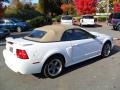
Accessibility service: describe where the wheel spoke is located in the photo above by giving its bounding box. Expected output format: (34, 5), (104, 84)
(103, 44), (111, 56)
(47, 59), (63, 77)
(54, 61), (58, 66)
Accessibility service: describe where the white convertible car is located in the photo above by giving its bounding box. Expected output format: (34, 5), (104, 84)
(3, 25), (114, 78)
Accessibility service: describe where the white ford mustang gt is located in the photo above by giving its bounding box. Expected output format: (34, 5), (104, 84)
(3, 25), (114, 78)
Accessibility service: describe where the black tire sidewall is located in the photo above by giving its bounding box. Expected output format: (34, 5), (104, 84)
(117, 25), (120, 31)
(101, 43), (111, 58)
(42, 56), (64, 78)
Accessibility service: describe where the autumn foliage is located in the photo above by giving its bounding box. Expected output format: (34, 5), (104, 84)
(113, 0), (120, 12)
(61, 4), (71, 13)
(73, 0), (97, 15)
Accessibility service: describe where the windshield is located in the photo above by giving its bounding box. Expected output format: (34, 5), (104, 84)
(113, 13), (120, 19)
(27, 30), (46, 38)
(62, 16), (72, 20)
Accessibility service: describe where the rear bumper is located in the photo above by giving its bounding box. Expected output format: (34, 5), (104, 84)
(61, 21), (73, 25)
(81, 22), (95, 26)
(3, 49), (42, 74)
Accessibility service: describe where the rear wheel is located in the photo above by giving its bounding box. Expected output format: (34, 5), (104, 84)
(101, 42), (111, 58)
(42, 56), (64, 78)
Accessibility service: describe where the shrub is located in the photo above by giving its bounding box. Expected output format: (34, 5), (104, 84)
(55, 15), (61, 22)
(97, 16), (107, 22)
(27, 16), (52, 28)
(52, 15), (61, 22)
(4, 7), (43, 21)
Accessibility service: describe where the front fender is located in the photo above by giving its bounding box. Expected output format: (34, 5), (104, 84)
(102, 37), (114, 48)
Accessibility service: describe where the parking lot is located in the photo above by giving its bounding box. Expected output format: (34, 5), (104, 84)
(0, 23), (120, 90)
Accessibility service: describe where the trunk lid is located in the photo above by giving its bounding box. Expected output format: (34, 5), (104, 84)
(6, 37), (37, 46)
(5, 37), (37, 54)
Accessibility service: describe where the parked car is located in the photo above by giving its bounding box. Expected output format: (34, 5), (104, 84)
(61, 15), (73, 25)
(3, 25), (114, 78)
(111, 12), (120, 30)
(80, 15), (96, 26)
(0, 18), (30, 32)
(0, 28), (10, 39)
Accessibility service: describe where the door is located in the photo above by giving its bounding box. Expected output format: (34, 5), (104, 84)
(0, 20), (6, 28)
(70, 29), (102, 63)
(5, 20), (15, 30)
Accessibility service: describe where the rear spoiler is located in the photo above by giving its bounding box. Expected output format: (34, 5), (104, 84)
(6, 37), (33, 46)
(6, 37), (14, 42)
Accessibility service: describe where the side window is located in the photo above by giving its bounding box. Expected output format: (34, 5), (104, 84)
(61, 30), (73, 41)
(71, 29), (93, 40)
(5, 20), (13, 24)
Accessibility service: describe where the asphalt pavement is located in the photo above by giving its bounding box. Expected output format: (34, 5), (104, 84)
(0, 24), (120, 90)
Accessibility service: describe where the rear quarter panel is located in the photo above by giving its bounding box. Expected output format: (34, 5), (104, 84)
(22, 41), (72, 67)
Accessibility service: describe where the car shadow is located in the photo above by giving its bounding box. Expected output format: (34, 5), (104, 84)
(33, 46), (120, 79)
(81, 24), (102, 28)
(74, 23), (102, 28)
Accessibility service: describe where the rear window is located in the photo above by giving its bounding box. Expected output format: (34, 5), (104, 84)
(82, 16), (94, 19)
(62, 16), (72, 20)
(27, 30), (46, 38)
(113, 13), (120, 19)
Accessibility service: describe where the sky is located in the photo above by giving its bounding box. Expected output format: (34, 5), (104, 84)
(5, 0), (39, 4)
(31, 0), (38, 3)
(5, 0), (101, 4)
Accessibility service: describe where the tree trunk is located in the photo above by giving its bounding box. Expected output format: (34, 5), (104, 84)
(38, 0), (45, 13)
(0, 1), (6, 18)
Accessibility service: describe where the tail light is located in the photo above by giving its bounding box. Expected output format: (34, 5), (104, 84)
(16, 49), (29, 59)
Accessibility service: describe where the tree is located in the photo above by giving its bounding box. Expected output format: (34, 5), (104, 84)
(73, 0), (97, 15)
(113, 0), (120, 12)
(0, 0), (6, 17)
(61, 3), (75, 14)
(10, 0), (23, 9)
(37, 0), (45, 13)
(61, 4), (70, 14)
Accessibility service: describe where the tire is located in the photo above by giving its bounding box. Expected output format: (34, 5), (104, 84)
(101, 42), (111, 58)
(113, 25), (117, 30)
(17, 27), (22, 32)
(42, 56), (64, 78)
(117, 25), (120, 31)
(80, 24), (83, 27)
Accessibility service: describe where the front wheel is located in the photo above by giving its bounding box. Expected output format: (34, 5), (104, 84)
(17, 27), (22, 32)
(113, 25), (117, 30)
(101, 42), (111, 58)
(117, 25), (120, 31)
(42, 56), (64, 78)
